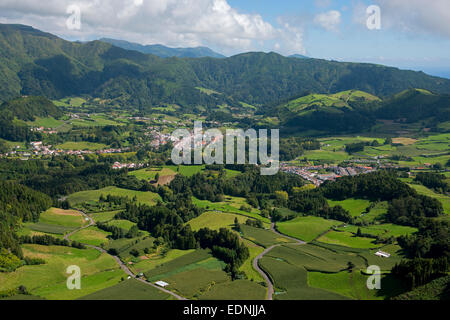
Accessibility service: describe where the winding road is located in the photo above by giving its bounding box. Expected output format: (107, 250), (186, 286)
(67, 210), (305, 301)
(66, 210), (187, 300)
(252, 223), (306, 300)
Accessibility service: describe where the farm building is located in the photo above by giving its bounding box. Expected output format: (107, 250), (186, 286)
(155, 281), (169, 288)
(375, 251), (391, 258)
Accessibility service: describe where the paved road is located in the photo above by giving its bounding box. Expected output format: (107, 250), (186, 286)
(252, 223), (306, 300)
(66, 210), (187, 300)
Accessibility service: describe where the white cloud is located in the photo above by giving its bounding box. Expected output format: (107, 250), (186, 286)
(314, 10), (341, 32)
(353, 0), (450, 38)
(0, 0), (306, 55)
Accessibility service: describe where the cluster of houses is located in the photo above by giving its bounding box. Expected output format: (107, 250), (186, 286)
(0, 141), (130, 160)
(30, 127), (57, 134)
(112, 162), (145, 170)
(280, 163), (377, 186)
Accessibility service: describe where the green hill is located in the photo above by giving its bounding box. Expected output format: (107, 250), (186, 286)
(0, 96), (63, 121)
(2, 23), (450, 110)
(376, 88), (450, 124)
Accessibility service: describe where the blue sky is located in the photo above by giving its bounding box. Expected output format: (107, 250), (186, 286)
(227, 0), (450, 78)
(1, 0), (449, 78)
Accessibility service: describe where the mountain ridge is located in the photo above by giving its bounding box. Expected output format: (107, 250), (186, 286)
(100, 38), (226, 59)
(1, 23), (450, 109)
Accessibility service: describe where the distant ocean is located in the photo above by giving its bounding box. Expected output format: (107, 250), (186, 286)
(419, 68), (450, 79)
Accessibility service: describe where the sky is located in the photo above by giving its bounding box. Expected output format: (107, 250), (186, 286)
(0, 0), (450, 78)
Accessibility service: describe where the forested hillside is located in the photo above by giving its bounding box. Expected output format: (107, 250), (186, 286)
(2, 23), (450, 110)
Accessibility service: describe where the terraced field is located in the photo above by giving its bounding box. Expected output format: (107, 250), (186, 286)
(78, 278), (171, 300)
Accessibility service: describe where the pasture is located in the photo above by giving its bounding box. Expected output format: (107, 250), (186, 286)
(67, 186), (162, 207)
(276, 216), (340, 242)
(55, 141), (108, 151)
(188, 211), (248, 231)
(69, 227), (111, 246)
(327, 198), (372, 217)
(0, 244), (125, 300)
(317, 230), (381, 249)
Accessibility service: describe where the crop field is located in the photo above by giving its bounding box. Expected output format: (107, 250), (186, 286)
(69, 227), (111, 246)
(259, 256), (348, 300)
(130, 249), (195, 275)
(327, 198), (372, 217)
(199, 279), (267, 300)
(188, 211), (248, 231)
(266, 244), (366, 273)
(55, 141), (108, 150)
(240, 225), (292, 248)
(0, 244), (125, 300)
(144, 249), (213, 280)
(276, 216), (340, 242)
(409, 184), (450, 214)
(22, 208), (88, 235)
(23, 223), (73, 235)
(308, 271), (404, 300)
(336, 224), (417, 238)
(317, 230), (381, 249)
(67, 186), (162, 207)
(163, 268), (229, 299)
(78, 279), (171, 300)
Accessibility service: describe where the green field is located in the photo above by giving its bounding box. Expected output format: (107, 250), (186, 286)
(56, 141), (108, 150)
(327, 198), (372, 217)
(0, 244), (125, 300)
(69, 227), (111, 246)
(410, 184), (450, 214)
(317, 230), (381, 249)
(239, 240), (265, 282)
(192, 196), (270, 225)
(21, 208), (88, 236)
(144, 249), (214, 281)
(130, 249), (195, 275)
(78, 279), (171, 300)
(90, 211), (121, 223)
(27, 117), (64, 128)
(276, 216), (340, 242)
(188, 211), (248, 231)
(240, 224), (292, 248)
(308, 271), (404, 300)
(199, 279), (267, 300)
(67, 186), (162, 207)
(259, 256), (348, 300)
(163, 267), (229, 299)
(129, 167), (176, 180)
(266, 244), (366, 273)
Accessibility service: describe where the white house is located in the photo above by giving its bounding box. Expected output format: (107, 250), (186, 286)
(155, 281), (169, 288)
(375, 251), (391, 258)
